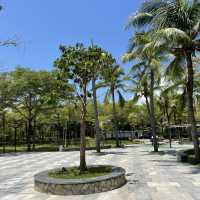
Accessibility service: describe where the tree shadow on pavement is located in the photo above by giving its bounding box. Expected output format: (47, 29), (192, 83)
(90, 151), (129, 156)
(0, 152), (43, 157)
(140, 149), (177, 157)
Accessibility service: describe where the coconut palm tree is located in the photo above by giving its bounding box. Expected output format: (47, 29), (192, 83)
(129, 65), (151, 118)
(128, 0), (200, 161)
(122, 31), (164, 152)
(101, 65), (125, 147)
(157, 91), (171, 124)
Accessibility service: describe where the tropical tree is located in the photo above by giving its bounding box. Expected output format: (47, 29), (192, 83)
(0, 73), (13, 145)
(122, 31), (163, 152)
(128, 64), (151, 121)
(0, 73), (13, 111)
(128, 0), (200, 160)
(88, 44), (115, 153)
(101, 65), (125, 147)
(9, 67), (62, 151)
(54, 43), (94, 172)
(157, 92), (170, 124)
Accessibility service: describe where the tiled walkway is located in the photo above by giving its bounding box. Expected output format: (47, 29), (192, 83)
(0, 143), (200, 200)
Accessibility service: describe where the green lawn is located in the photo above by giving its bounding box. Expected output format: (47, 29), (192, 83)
(48, 166), (112, 179)
(183, 149), (200, 165)
(0, 137), (137, 153)
(0, 144), (59, 153)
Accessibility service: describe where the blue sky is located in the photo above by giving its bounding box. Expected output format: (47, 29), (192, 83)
(0, 0), (142, 72)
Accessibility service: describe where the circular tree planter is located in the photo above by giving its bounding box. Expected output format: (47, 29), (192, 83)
(34, 165), (126, 195)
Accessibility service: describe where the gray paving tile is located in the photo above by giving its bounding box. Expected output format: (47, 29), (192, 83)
(0, 143), (200, 199)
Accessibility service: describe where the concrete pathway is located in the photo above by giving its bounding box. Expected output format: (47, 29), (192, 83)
(0, 143), (200, 200)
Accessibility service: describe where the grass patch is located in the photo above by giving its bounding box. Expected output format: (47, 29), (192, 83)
(48, 166), (112, 179)
(0, 137), (137, 153)
(34, 145), (58, 152)
(104, 139), (139, 148)
(0, 144), (59, 153)
(184, 149), (200, 165)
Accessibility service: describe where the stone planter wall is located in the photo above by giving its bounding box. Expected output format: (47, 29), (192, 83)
(64, 145), (111, 152)
(34, 165), (126, 195)
(176, 150), (188, 162)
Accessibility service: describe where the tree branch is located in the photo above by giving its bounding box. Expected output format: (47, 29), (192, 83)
(0, 39), (17, 47)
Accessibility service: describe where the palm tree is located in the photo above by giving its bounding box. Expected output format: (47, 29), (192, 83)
(129, 65), (151, 118)
(157, 87), (183, 125)
(91, 75), (101, 153)
(157, 92), (171, 124)
(122, 31), (163, 152)
(157, 90), (185, 146)
(128, 0), (200, 161)
(102, 65), (125, 147)
(89, 44), (115, 153)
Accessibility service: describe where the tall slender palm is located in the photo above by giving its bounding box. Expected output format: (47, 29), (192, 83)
(157, 91), (171, 124)
(88, 45), (102, 153)
(91, 76), (101, 152)
(122, 31), (164, 152)
(88, 44), (115, 153)
(157, 85), (182, 123)
(128, 0), (200, 161)
(102, 65), (125, 147)
(129, 65), (151, 118)
(163, 69), (200, 123)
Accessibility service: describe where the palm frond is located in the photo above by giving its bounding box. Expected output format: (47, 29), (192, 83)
(129, 62), (146, 73)
(140, 0), (167, 13)
(127, 12), (153, 29)
(165, 55), (185, 81)
(121, 52), (138, 63)
(132, 93), (141, 104)
(95, 82), (108, 89)
(128, 32), (150, 52)
(155, 28), (191, 46)
(162, 81), (185, 95)
(103, 89), (111, 104)
(117, 90), (125, 108)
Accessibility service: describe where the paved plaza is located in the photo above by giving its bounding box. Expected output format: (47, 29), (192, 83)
(0, 143), (200, 200)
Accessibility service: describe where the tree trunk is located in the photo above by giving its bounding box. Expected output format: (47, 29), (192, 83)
(144, 95), (151, 118)
(27, 118), (32, 151)
(32, 118), (36, 151)
(2, 112), (6, 153)
(150, 70), (158, 152)
(144, 83), (151, 122)
(111, 86), (120, 147)
(169, 128), (172, 148)
(92, 78), (101, 153)
(165, 105), (170, 124)
(80, 84), (87, 172)
(186, 52), (200, 161)
(174, 111), (177, 124)
(26, 94), (33, 151)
